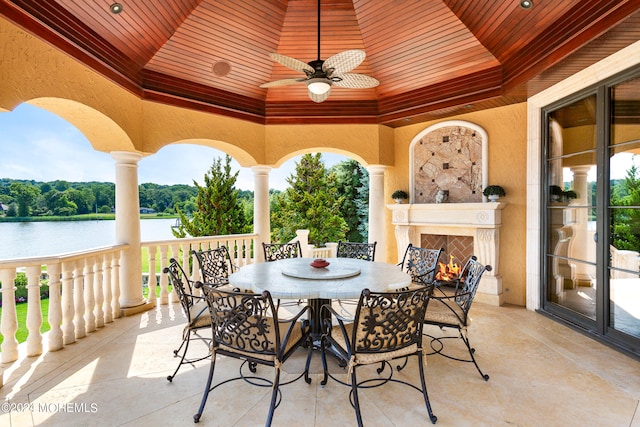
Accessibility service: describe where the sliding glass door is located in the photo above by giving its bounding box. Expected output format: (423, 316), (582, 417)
(543, 69), (640, 355)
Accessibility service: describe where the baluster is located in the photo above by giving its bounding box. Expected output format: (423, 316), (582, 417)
(181, 242), (190, 277)
(159, 245), (169, 305)
(147, 245), (158, 304)
(112, 252), (121, 318)
(74, 261), (86, 338)
(94, 255), (105, 328)
(84, 256), (96, 333)
(61, 261), (75, 345)
(46, 263), (63, 351)
(169, 243), (181, 304)
(103, 253), (113, 323)
(0, 267), (19, 363)
(25, 265), (43, 357)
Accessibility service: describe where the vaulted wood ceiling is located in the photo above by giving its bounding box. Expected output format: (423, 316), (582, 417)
(2, 0), (639, 127)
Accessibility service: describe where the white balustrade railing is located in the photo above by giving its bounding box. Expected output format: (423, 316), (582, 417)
(0, 233), (257, 370)
(141, 234), (257, 305)
(0, 245), (127, 364)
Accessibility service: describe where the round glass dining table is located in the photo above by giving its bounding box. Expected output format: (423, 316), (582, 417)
(228, 257), (412, 337)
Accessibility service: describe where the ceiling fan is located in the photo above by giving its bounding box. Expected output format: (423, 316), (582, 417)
(260, 0), (379, 103)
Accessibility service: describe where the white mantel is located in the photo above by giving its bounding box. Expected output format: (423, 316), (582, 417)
(387, 202), (506, 305)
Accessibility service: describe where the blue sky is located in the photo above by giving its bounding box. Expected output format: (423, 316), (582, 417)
(0, 103), (349, 191)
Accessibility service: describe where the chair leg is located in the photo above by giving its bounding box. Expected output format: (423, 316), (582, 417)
(167, 330), (190, 382)
(320, 336), (329, 386)
(417, 353), (438, 424)
(304, 336), (313, 384)
(265, 367), (281, 427)
(351, 366), (364, 427)
(460, 329), (489, 381)
(193, 355), (217, 423)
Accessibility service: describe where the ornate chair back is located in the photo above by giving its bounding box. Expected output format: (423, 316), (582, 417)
(165, 257), (199, 317)
(262, 241), (303, 262)
(351, 287), (431, 356)
(336, 241), (377, 261)
(193, 246), (235, 285)
(398, 244), (443, 286)
(453, 256), (492, 315)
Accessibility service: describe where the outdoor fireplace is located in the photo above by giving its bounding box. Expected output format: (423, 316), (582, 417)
(388, 202), (505, 305)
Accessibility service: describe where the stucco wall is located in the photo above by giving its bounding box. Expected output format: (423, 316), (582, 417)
(389, 104), (528, 306)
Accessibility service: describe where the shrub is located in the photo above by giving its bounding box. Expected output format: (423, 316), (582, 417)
(0, 272), (50, 305)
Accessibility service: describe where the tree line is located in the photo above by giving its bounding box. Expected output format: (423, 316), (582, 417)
(1, 154), (370, 244)
(0, 178), (200, 217)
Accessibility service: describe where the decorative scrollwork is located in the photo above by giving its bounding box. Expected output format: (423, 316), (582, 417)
(263, 242), (302, 261)
(203, 289), (278, 356)
(400, 246), (443, 285)
(194, 246), (234, 284)
(354, 289), (430, 353)
(336, 241), (376, 261)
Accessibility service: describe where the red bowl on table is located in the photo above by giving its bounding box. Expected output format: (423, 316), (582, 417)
(310, 258), (330, 268)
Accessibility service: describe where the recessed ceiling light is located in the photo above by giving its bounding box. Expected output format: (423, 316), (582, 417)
(519, 0), (533, 9)
(110, 3), (123, 14)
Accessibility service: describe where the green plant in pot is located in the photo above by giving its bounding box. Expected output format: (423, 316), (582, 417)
(392, 190), (408, 203)
(562, 190), (578, 202)
(483, 185), (505, 201)
(549, 185), (564, 202)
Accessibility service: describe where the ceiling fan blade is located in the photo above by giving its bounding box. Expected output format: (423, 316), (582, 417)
(308, 87), (331, 103)
(323, 50), (366, 75)
(260, 78), (306, 88)
(269, 53), (314, 73)
(334, 73), (380, 89)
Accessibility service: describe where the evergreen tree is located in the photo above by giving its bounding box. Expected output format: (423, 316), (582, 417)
(271, 153), (348, 246)
(610, 161), (640, 251)
(172, 155), (246, 238)
(330, 160), (369, 242)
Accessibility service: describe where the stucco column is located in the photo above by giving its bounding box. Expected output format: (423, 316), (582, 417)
(111, 151), (146, 311)
(367, 165), (387, 261)
(252, 166), (271, 263)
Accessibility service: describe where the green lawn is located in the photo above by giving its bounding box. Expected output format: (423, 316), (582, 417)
(0, 286), (170, 349)
(0, 300), (50, 348)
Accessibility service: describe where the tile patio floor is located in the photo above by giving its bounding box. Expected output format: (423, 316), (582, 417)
(1, 301), (639, 426)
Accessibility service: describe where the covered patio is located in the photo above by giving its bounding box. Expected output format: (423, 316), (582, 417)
(1, 2), (640, 424)
(1, 300), (638, 426)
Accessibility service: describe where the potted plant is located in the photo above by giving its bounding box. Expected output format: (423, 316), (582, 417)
(549, 185), (564, 202)
(562, 190), (578, 202)
(483, 185), (506, 202)
(392, 190), (408, 203)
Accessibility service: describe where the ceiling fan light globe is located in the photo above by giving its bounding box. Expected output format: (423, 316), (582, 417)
(307, 78), (331, 95)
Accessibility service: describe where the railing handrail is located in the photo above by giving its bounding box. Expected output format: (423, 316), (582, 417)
(0, 244), (130, 268)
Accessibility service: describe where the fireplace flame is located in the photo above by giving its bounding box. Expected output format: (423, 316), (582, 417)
(435, 254), (461, 282)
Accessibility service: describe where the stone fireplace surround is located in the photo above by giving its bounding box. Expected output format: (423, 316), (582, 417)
(388, 202), (505, 305)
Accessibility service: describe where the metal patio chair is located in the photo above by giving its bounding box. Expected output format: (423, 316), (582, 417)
(319, 287), (437, 426)
(163, 258), (212, 382)
(424, 255), (492, 381)
(193, 284), (313, 425)
(262, 241), (303, 261)
(336, 240), (377, 261)
(192, 245), (237, 286)
(397, 244), (443, 288)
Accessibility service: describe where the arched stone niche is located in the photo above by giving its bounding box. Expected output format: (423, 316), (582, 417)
(410, 120), (488, 203)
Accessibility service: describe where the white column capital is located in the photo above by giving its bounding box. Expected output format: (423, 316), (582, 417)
(111, 151), (143, 164)
(367, 165), (387, 175)
(251, 165), (272, 175)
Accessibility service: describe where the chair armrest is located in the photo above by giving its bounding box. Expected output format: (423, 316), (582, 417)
(279, 305), (311, 351)
(427, 291), (470, 324)
(319, 303), (353, 353)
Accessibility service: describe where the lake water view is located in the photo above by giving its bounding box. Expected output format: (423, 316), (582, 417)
(0, 218), (178, 260)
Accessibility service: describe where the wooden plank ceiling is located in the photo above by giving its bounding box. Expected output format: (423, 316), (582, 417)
(2, 0), (640, 127)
